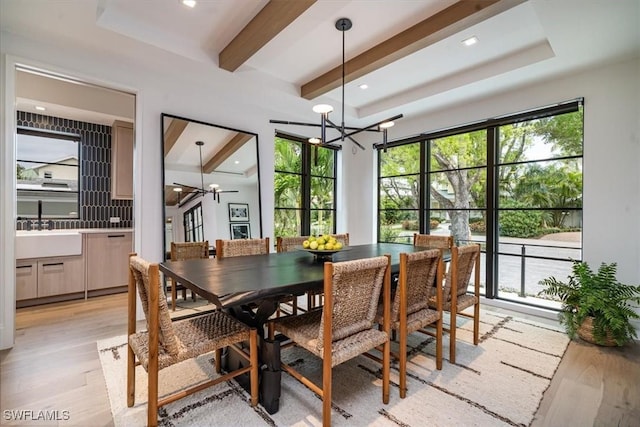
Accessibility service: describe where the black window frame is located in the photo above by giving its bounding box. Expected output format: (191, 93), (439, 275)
(376, 98), (584, 303)
(274, 131), (339, 236)
(183, 202), (204, 242)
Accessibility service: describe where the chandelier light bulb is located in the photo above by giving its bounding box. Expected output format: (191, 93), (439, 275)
(312, 104), (334, 114)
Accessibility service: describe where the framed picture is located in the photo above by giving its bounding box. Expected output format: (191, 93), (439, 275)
(230, 223), (251, 240)
(228, 203), (249, 222)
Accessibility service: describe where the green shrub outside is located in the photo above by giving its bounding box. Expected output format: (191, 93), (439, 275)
(500, 209), (542, 238)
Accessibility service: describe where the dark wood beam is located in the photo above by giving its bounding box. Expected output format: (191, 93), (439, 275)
(163, 118), (189, 156)
(301, 0), (526, 99)
(219, 0), (317, 72)
(203, 132), (253, 173)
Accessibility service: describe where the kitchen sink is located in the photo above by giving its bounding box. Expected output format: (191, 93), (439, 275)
(15, 230), (82, 259)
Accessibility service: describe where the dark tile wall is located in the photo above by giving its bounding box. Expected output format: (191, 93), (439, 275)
(16, 111), (133, 230)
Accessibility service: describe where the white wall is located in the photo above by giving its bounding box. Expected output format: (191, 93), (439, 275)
(1, 27), (638, 347)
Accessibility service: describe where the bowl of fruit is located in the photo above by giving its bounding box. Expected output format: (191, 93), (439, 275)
(300, 235), (348, 260)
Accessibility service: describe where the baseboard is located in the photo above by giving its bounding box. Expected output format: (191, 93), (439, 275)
(480, 297), (559, 321)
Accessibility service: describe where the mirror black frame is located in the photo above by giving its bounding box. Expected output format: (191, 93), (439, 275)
(160, 113), (262, 260)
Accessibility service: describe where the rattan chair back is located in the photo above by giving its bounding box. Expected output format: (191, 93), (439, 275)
(413, 233), (453, 249)
(216, 238), (269, 258)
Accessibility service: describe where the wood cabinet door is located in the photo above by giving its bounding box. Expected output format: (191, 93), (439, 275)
(86, 232), (133, 290)
(16, 260), (38, 300)
(37, 256), (84, 297)
(111, 120), (134, 200)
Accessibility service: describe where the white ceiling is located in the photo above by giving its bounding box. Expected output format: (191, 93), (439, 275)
(2, 0), (639, 125)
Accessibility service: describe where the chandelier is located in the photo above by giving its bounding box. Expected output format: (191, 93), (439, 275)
(270, 18), (402, 151)
(173, 141), (238, 204)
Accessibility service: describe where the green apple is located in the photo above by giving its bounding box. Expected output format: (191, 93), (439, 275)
(309, 241), (318, 250)
(302, 240), (310, 249)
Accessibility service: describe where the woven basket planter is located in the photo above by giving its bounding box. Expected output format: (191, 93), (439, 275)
(577, 316), (617, 346)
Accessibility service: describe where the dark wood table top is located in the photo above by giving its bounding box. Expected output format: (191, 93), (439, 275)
(159, 243), (442, 308)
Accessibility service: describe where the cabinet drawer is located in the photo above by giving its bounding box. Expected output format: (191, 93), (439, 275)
(16, 261), (37, 300)
(38, 256), (84, 297)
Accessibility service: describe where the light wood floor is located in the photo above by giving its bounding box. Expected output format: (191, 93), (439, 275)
(1, 293), (638, 426)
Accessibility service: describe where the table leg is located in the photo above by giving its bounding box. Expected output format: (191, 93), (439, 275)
(223, 300), (282, 414)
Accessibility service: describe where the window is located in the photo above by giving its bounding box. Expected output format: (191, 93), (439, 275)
(16, 128), (80, 219)
(274, 133), (338, 237)
(376, 100), (583, 310)
(183, 203), (203, 242)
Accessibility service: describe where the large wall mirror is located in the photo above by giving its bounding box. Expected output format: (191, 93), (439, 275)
(161, 113), (262, 257)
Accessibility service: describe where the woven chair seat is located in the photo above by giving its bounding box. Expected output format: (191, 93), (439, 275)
(434, 293), (478, 313)
(276, 309), (389, 367)
(377, 306), (441, 333)
(129, 311), (251, 371)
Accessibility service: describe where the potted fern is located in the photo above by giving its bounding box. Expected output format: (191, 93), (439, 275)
(538, 260), (640, 346)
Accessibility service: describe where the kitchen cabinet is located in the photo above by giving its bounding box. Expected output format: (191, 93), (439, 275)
(111, 120), (134, 200)
(16, 256), (84, 301)
(38, 256), (85, 297)
(15, 261), (37, 300)
(85, 231), (133, 291)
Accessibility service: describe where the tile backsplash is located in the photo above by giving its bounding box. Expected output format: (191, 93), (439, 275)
(16, 111), (133, 230)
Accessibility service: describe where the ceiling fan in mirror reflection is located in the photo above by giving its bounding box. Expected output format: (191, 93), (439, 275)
(173, 141), (239, 204)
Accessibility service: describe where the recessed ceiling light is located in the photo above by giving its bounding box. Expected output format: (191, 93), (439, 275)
(234, 160), (240, 164)
(182, 0), (196, 8)
(359, 84), (368, 90)
(462, 36), (478, 47)
(35, 106), (46, 111)
(308, 137), (321, 144)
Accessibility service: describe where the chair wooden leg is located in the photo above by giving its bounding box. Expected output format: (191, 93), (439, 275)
(473, 301), (480, 345)
(171, 282), (177, 311)
(148, 360), (159, 427)
(398, 327), (407, 398)
(215, 349), (222, 374)
(449, 308), (457, 364)
(382, 336), (390, 404)
(127, 344), (135, 407)
(249, 329), (259, 407)
(322, 354), (332, 427)
(435, 317), (443, 370)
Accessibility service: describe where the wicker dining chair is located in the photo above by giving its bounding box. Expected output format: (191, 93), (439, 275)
(168, 240), (209, 311)
(215, 237), (270, 259)
(308, 234), (350, 310)
(370, 249), (443, 398)
(268, 255), (391, 426)
(127, 254), (258, 427)
(275, 236), (309, 315)
(413, 233), (454, 249)
(429, 243), (481, 363)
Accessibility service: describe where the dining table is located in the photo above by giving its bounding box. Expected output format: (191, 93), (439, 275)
(159, 242), (447, 413)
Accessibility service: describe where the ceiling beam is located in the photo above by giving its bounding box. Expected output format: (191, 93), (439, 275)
(301, 0), (526, 100)
(219, 0), (317, 72)
(163, 118), (189, 156)
(203, 132), (253, 173)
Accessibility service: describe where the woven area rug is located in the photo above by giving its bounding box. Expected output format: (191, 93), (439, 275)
(98, 308), (569, 426)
